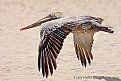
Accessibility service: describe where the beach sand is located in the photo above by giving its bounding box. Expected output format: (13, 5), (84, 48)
(0, 0), (121, 81)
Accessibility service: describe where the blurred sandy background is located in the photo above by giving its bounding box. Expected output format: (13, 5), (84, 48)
(0, 0), (121, 81)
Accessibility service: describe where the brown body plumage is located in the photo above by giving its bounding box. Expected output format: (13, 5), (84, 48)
(20, 12), (114, 78)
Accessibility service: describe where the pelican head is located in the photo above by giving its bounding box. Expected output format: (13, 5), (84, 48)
(20, 12), (64, 31)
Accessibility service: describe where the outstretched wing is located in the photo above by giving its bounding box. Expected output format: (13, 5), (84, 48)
(73, 32), (94, 67)
(38, 23), (72, 77)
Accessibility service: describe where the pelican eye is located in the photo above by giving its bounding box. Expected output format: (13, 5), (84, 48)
(49, 13), (58, 19)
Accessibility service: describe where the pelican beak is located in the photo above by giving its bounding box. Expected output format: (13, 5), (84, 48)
(20, 15), (52, 31)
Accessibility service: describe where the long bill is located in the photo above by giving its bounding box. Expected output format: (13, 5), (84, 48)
(20, 15), (52, 31)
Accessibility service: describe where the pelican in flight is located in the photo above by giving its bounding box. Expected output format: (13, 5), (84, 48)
(20, 12), (114, 78)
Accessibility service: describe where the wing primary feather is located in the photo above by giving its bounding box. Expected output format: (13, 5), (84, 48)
(49, 37), (62, 50)
(77, 45), (84, 66)
(50, 38), (62, 52)
(38, 49), (41, 71)
(38, 37), (47, 72)
(74, 43), (79, 60)
(48, 39), (58, 58)
(44, 39), (56, 77)
(89, 52), (93, 60)
(48, 55), (53, 75)
(50, 51), (57, 70)
(79, 46), (87, 67)
(45, 56), (49, 78)
(51, 46), (58, 57)
(52, 39), (62, 50)
(83, 48), (91, 65)
(45, 42), (50, 56)
(42, 51), (45, 77)
(50, 35), (63, 46)
(48, 39), (60, 54)
(51, 42), (60, 54)
(49, 39), (59, 54)
(39, 40), (46, 74)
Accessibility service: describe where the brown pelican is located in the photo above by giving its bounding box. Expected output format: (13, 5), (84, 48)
(20, 12), (114, 78)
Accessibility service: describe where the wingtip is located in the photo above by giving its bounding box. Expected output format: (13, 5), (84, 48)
(84, 63), (87, 68)
(89, 62), (91, 65)
(84, 65), (87, 68)
(54, 66), (57, 70)
(46, 75), (48, 78)
(42, 74), (45, 77)
(38, 62), (40, 72)
(38, 68), (40, 72)
(50, 72), (53, 76)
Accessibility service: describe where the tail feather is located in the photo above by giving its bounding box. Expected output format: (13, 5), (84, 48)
(98, 27), (114, 33)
